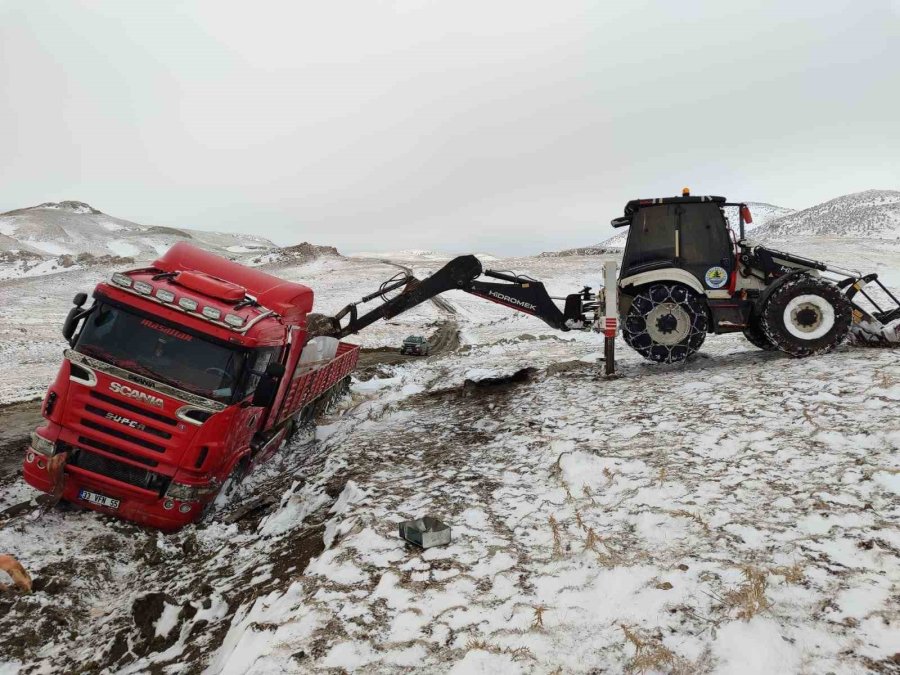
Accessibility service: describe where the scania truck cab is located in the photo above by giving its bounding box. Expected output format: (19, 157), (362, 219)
(24, 243), (358, 531)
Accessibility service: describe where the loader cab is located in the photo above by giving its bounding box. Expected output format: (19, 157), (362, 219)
(615, 194), (737, 294)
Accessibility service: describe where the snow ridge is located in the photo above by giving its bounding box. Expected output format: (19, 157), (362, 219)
(754, 189), (900, 241)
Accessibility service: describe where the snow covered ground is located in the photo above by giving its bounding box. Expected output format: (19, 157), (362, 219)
(0, 244), (898, 673)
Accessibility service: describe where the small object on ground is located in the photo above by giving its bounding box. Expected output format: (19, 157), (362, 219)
(399, 516), (451, 549)
(400, 335), (430, 356)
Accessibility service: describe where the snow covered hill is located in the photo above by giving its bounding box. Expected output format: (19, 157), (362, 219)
(753, 190), (900, 241)
(0, 201), (278, 278)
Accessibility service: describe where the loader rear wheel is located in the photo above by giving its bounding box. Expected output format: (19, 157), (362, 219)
(760, 276), (852, 357)
(743, 319), (777, 351)
(623, 284), (708, 364)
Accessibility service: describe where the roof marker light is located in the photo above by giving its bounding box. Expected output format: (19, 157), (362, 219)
(155, 288), (175, 303)
(224, 313), (245, 328)
(111, 273), (132, 288)
(133, 281), (153, 295)
(202, 306), (221, 320)
(178, 297), (199, 311)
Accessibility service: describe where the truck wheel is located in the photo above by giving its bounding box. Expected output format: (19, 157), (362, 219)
(623, 284), (708, 364)
(760, 276), (851, 357)
(743, 319), (777, 351)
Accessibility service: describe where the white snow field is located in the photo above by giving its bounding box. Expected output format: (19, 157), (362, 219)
(0, 240), (898, 673)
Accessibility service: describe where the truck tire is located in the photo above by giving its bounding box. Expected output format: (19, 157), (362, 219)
(623, 284), (708, 364)
(743, 319), (777, 351)
(760, 276), (851, 357)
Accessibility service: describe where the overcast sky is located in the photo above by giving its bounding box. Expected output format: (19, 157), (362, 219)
(1, 0), (898, 255)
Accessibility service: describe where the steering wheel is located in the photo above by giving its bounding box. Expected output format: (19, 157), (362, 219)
(204, 367), (234, 384)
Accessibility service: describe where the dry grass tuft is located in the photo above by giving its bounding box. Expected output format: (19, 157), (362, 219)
(769, 563), (804, 584)
(658, 466), (668, 486)
(582, 484), (596, 504)
(603, 467), (616, 484)
(548, 515), (564, 558)
(465, 638), (534, 662)
(725, 566), (771, 620)
(621, 624), (676, 674)
(575, 510), (586, 531)
(669, 509), (711, 534)
(584, 527), (600, 553)
(532, 604), (547, 630)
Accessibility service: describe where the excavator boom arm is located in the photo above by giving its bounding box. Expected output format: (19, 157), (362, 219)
(310, 255), (590, 338)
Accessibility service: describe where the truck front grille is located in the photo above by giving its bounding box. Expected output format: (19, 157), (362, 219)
(89, 391), (177, 427)
(70, 448), (168, 493)
(76, 436), (158, 467)
(80, 417), (167, 453)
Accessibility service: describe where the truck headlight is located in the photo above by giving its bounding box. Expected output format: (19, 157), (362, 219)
(166, 481), (219, 502)
(30, 432), (55, 457)
(155, 288), (175, 303)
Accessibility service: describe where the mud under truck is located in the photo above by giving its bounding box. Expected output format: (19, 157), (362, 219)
(24, 243), (358, 531)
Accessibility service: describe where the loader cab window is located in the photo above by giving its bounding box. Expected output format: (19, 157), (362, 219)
(679, 203), (734, 283)
(622, 205), (677, 275)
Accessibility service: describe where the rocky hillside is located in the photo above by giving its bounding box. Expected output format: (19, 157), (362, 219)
(0, 201), (284, 279)
(0, 200), (277, 260)
(752, 190), (900, 241)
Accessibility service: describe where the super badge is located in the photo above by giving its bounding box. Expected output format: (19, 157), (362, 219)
(705, 266), (728, 289)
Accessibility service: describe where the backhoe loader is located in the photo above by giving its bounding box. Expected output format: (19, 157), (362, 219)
(312, 189), (900, 363)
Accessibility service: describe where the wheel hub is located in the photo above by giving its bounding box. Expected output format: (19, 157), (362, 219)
(783, 294), (835, 341)
(656, 313), (679, 334)
(645, 303), (691, 345)
(790, 303), (823, 332)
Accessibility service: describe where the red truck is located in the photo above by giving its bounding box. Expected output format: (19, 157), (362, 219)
(23, 242), (359, 531)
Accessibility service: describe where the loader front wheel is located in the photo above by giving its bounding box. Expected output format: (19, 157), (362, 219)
(743, 319), (777, 351)
(623, 284), (708, 364)
(760, 276), (852, 357)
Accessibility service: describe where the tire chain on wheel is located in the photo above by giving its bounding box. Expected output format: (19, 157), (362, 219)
(622, 284), (708, 364)
(760, 275), (851, 357)
(743, 318), (777, 351)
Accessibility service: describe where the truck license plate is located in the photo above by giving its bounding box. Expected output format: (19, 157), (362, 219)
(78, 489), (120, 510)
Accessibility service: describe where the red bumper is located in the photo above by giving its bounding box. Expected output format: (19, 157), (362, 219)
(23, 450), (205, 532)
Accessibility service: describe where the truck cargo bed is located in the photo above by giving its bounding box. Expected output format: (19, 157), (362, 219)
(278, 341), (359, 424)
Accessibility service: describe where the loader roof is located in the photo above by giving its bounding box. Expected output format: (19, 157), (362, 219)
(153, 242), (314, 322)
(623, 195), (726, 216)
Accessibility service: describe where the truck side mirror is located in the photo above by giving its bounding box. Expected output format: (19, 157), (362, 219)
(62, 292), (90, 345)
(252, 362), (286, 407)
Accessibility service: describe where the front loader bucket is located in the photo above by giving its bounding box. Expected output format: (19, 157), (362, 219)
(838, 274), (900, 346)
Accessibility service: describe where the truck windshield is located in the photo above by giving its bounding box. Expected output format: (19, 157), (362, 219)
(75, 304), (245, 403)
